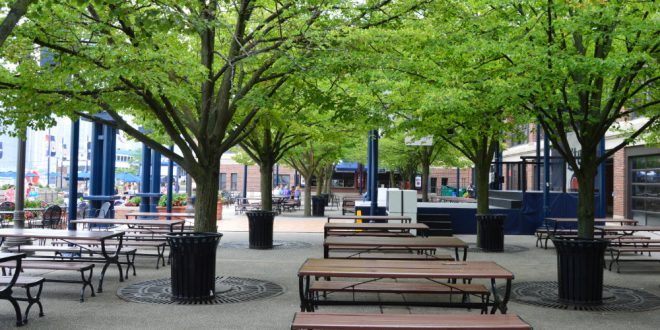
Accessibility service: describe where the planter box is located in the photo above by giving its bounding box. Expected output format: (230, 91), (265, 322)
(114, 206), (139, 220)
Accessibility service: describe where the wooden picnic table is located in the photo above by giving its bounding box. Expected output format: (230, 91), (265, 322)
(0, 252), (26, 326)
(72, 218), (186, 233)
(324, 222), (429, 238)
(297, 258), (514, 314)
(327, 215), (412, 223)
(0, 229), (125, 292)
(595, 225), (660, 238)
(324, 236), (468, 261)
(125, 211), (194, 220)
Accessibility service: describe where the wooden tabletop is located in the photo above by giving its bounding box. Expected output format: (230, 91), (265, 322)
(71, 219), (185, 226)
(325, 236), (467, 248)
(327, 215), (412, 222)
(125, 212), (194, 218)
(0, 252), (25, 263)
(325, 223), (429, 230)
(595, 225), (660, 232)
(0, 229), (123, 240)
(546, 218), (638, 224)
(298, 258), (513, 279)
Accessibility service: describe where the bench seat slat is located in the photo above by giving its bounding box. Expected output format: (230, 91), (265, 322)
(291, 313), (531, 330)
(0, 261), (95, 271)
(310, 281), (489, 294)
(328, 253), (453, 261)
(0, 276), (44, 286)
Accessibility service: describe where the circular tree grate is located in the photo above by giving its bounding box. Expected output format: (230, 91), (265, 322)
(221, 240), (313, 249)
(500, 281), (660, 312)
(466, 243), (529, 253)
(117, 276), (285, 305)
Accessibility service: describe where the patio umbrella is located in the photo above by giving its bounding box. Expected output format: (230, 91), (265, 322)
(0, 171), (16, 178)
(115, 172), (140, 183)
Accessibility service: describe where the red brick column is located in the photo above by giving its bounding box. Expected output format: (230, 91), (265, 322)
(613, 149), (626, 218)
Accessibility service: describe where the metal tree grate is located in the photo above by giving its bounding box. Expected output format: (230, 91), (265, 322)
(221, 240), (313, 249)
(500, 281), (660, 312)
(117, 276), (285, 305)
(466, 243), (529, 253)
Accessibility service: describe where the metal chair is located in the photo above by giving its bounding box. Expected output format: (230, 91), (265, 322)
(40, 205), (63, 229)
(97, 201), (113, 218)
(0, 201), (14, 228)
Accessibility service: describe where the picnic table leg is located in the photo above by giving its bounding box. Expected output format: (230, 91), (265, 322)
(489, 278), (511, 314)
(298, 275), (308, 312)
(462, 247), (467, 261)
(323, 244), (329, 259)
(0, 258), (24, 326)
(97, 236), (124, 293)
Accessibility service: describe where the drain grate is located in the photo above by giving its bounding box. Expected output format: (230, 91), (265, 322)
(221, 240), (313, 249)
(500, 281), (660, 312)
(117, 276), (285, 305)
(466, 243), (529, 253)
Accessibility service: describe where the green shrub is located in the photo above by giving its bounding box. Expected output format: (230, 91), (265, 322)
(125, 196), (141, 206)
(158, 193), (187, 207)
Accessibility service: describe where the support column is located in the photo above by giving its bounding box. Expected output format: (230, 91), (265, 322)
(369, 130), (379, 216)
(543, 129), (550, 217)
(101, 126), (116, 218)
(456, 168), (460, 195)
(242, 165), (248, 198)
(139, 144), (152, 212)
(166, 146), (174, 213)
(366, 134), (372, 202)
(536, 124), (541, 190)
(68, 120), (80, 230)
(89, 123), (104, 216)
(597, 138), (607, 218)
(150, 150), (161, 213)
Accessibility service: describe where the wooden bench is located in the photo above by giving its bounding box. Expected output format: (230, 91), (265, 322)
(341, 199), (358, 216)
(327, 252), (454, 261)
(52, 240), (167, 269)
(0, 261), (95, 302)
(608, 245), (660, 272)
(309, 281), (490, 313)
(0, 276), (45, 324)
(325, 231), (415, 238)
(291, 312), (532, 330)
(11, 245), (138, 280)
(326, 245), (437, 256)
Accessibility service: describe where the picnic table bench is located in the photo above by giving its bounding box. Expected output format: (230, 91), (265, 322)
(290, 313), (532, 330)
(324, 223), (429, 238)
(537, 218), (639, 249)
(235, 198), (262, 214)
(0, 275), (44, 325)
(326, 215), (412, 224)
(1, 260), (95, 302)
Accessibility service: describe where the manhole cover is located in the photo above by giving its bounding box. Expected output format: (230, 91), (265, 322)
(500, 281), (660, 311)
(466, 243), (528, 253)
(221, 240), (313, 249)
(117, 276), (285, 305)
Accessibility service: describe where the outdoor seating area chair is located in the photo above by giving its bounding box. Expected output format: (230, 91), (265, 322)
(0, 201), (14, 228)
(29, 205), (63, 229)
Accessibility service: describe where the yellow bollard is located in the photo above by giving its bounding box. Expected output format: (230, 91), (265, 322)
(356, 210), (362, 232)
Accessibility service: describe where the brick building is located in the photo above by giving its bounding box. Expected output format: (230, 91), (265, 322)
(501, 119), (660, 225)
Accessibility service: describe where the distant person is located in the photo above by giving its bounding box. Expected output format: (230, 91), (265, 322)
(4, 185), (15, 202)
(281, 185), (290, 198)
(294, 186), (301, 200)
(25, 183), (33, 198)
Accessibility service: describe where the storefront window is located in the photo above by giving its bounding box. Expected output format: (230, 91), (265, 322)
(331, 172), (355, 188)
(630, 154), (660, 225)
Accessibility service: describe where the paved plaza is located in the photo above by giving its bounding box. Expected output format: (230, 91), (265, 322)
(0, 207), (659, 329)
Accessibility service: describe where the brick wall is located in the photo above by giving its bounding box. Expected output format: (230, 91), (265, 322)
(613, 148), (626, 218)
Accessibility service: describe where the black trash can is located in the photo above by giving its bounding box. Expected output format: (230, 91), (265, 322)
(476, 214), (505, 251)
(552, 237), (608, 305)
(320, 193), (330, 207)
(165, 232), (223, 302)
(311, 196), (325, 217)
(246, 210), (276, 249)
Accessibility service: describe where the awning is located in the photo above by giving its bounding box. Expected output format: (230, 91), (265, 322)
(336, 162), (359, 172)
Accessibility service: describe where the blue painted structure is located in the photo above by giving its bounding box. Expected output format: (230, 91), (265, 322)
(368, 130), (378, 215)
(139, 143), (152, 212)
(150, 150), (161, 213)
(83, 116), (117, 218)
(67, 120), (79, 230)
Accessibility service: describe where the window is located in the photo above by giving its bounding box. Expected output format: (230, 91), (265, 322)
(230, 173), (238, 191)
(331, 172), (355, 188)
(273, 174), (290, 187)
(630, 154), (660, 225)
(219, 173), (227, 191)
(509, 124), (529, 147)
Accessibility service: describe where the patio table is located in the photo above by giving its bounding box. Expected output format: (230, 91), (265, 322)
(324, 222), (429, 238)
(324, 236), (468, 261)
(326, 215), (412, 223)
(0, 229), (124, 292)
(72, 218), (186, 233)
(297, 258), (514, 314)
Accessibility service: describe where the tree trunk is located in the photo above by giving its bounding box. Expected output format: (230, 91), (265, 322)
(475, 161), (490, 214)
(576, 150), (598, 239)
(193, 164), (220, 232)
(389, 171), (394, 188)
(260, 162), (273, 211)
(304, 178), (312, 216)
(315, 174), (322, 196)
(421, 163), (430, 202)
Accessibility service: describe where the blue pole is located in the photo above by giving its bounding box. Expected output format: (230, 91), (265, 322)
(101, 126), (116, 218)
(456, 168), (460, 196)
(543, 129), (550, 217)
(139, 144), (151, 212)
(242, 165), (248, 198)
(370, 130), (379, 216)
(597, 138), (607, 218)
(46, 128), (51, 188)
(150, 150), (161, 213)
(275, 164), (279, 186)
(89, 123), (104, 215)
(535, 124), (541, 190)
(166, 146), (174, 213)
(67, 120), (79, 230)
(366, 133), (372, 202)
